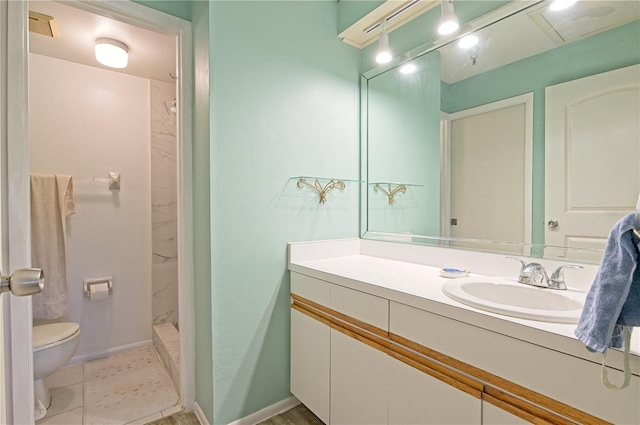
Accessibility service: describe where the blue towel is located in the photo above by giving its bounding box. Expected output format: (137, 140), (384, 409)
(575, 213), (640, 353)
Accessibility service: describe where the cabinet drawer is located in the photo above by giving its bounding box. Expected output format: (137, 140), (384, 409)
(331, 284), (388, 332)
(390, 301), (639, 425)
(291, 273), (330, 306)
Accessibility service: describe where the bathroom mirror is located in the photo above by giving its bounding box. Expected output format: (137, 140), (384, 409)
(362, 0), (640, 264)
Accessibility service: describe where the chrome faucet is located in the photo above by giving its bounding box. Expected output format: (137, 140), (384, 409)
(507, 257), (583, 290)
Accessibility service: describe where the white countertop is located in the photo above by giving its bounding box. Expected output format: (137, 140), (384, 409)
(288, 239), (639, 375)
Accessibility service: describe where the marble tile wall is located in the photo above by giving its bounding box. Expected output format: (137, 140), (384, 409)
(150, 80), (178, 327)
(153, 323), (181, 391)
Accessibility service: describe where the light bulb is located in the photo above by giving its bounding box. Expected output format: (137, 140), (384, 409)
(95, 38), (129, 69)
(399, 63), (417, 74)
(458, 35), (478, 49)
(438, 1), (459, 35)
(438, 17), (459, 35)
(376, 28), (392, 64)
(549, 0), (577, 11)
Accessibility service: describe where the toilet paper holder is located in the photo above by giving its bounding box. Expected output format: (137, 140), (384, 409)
(83, 277), (113, 298)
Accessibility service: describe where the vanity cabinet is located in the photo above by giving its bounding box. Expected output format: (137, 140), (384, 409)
(291, 309), (330, 423)
(290, 271), (638, 425)
(388, 353), (481, 424)
(290, 274), (331, 423)
(482, 402), (529, 425)
(331, 329), (388, 425)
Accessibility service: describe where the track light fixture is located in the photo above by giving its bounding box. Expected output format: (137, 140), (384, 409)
(438, 0), (459, 35)
(375, 22), (392, 64)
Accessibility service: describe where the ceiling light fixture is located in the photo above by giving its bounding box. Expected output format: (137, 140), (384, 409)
(95, 38), (129, 69)
(549, 0), (577, 11)
(458, 35), (478, 49)
(375, 22), (392, 64)
(438, 0), (460, 35)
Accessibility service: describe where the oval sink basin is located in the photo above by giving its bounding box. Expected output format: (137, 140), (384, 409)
(442, 277), (586, 324)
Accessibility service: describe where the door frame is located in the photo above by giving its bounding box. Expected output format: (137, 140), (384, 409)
(2, 1), (195, 421)
(441, 93), (534, 248)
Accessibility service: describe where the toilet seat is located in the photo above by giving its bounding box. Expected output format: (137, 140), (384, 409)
(33, 323), (80, 353)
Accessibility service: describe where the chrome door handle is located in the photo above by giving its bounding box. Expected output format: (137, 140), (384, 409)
(0, 268), (44, 296)
(547, 220), (559, 229)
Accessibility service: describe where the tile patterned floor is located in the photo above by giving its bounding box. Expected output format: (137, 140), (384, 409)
(37, 346), (183, 425)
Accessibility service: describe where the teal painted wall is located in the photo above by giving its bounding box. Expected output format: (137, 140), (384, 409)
(121, 2), (360, 424)
(132, 0), (191, 21)
(367, 53), (441, 235)
(337, 0), (384, 34)
(444, 20), (640, 245)
(209, 2), (360, 424)
(192, 1), (213, 422)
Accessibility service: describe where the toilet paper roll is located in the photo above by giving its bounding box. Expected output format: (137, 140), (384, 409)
(89, 282), (110, 301)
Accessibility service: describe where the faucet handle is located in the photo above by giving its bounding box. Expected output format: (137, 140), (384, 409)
(549, 264), (583, 290)
(506, 256), (528, 269)
(506, 257), (528, 282)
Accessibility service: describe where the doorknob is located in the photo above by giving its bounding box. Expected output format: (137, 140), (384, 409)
(547, 220), (559, 229)
(0, 268), (44, 296)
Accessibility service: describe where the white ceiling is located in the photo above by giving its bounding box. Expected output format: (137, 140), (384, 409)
(28, 1), (176, 84)
(439, 1), (640, 84)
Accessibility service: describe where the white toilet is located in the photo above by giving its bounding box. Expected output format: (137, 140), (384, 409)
(33, 322), (80, 408)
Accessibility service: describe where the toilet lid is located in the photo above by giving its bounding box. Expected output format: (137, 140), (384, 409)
(33, 323), (80, 350)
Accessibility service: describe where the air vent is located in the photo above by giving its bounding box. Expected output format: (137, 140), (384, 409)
(29, 11), (59, 38)
(527, 0), (639, 46)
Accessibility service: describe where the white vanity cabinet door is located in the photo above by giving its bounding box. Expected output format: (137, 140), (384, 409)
(291, 308), (330, 424)
(291, 273), (331, 422)
(388, 355), (481, 425)
(482, 402), (529, 425)
(330, 329), (388, 425)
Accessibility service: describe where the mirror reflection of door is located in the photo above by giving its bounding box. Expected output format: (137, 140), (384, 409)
(445, 93), (533, 254)
(545, 64), (640, 262)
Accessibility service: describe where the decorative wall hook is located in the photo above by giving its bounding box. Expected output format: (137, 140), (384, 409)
(374, 183), (407, 204)
(297, 177), (346, 204)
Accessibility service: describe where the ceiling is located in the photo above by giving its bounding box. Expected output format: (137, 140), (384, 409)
(28, 1), (176, 84)
(439, 0), (640, 84)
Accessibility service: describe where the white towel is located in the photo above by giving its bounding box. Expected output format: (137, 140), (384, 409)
(31, 175), (75, 319)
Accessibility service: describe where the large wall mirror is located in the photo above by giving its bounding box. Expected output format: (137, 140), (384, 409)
(361, 0), (639, 264)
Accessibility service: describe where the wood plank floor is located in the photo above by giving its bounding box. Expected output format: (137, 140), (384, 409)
(258, 404), (324, 425)
(151, 403), (323, 425)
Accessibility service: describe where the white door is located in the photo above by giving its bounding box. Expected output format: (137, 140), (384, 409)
(445, 93), (533, 254)
(545, 65), (640, 261)
(1, 1), (36, 424)
(2, 3), (195, 422)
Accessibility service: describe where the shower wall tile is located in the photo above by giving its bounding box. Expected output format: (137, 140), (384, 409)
(152, 189), (177, 223)
(150, 79), (177, 327)
(151, 81), (176, 115)
(152, 220), (178, 264)
(151, 112), (176, 136)
(152, 262), (178, 326)
(151, 134), (177, 191)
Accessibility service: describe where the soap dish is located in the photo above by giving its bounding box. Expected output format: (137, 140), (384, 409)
(439, 268), (470, 279)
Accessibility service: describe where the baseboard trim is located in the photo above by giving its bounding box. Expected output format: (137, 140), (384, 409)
(68, 339), (153, 365)
(228, 396), (300, 425)
(194, 402), (211, 425)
